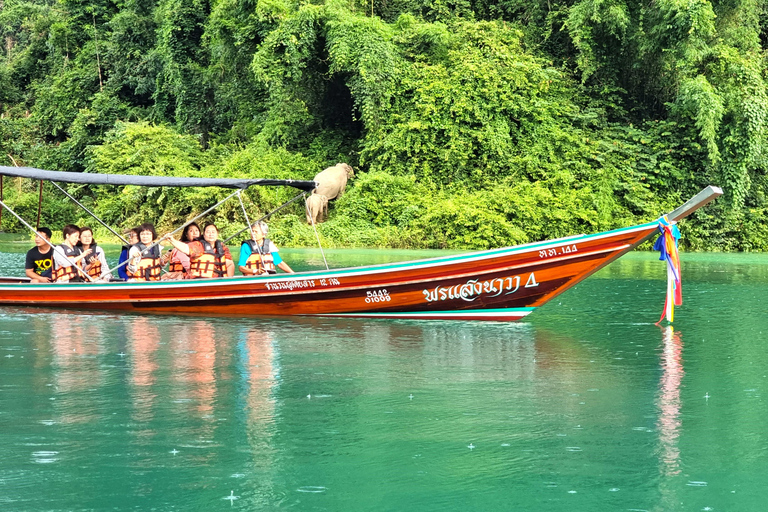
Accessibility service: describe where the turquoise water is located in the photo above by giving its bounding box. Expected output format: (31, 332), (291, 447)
(0, 247), (766, 511)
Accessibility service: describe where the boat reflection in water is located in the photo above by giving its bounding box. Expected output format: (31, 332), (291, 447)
(656, 325), (684, 509)
(9, 307), (698, 509)
(657, 325), (684, 475)
(49, 314), (106, 426)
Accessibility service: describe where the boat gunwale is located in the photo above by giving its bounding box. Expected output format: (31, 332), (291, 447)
(0, 221), (658, 291)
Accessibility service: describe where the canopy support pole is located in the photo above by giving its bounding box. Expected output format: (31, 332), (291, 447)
(49, 181), (129, 244)
(0, 198), (95, 282)
(103, 189), (241, 278)
(306, 195), (329, 271)
(36, 180), (43, 230)
(0, 174), (3, 231)
(236, 190), (268, 270)
(236, 191), (254, 235)
(223, 192), (306, 244)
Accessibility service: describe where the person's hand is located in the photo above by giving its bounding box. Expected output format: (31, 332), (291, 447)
(82, 248), (92, 257)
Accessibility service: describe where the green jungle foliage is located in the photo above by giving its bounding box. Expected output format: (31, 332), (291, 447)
(1, 0), (768, 250)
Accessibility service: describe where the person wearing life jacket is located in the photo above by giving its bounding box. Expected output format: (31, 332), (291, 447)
(52, 224), (91, 283)
(165, 222), (234, 279)
(127, 223), (164, 282)
(118, 228), (140, 280)
(238, 221), (294, 276)
(163, 222), (201, 280)
(77, 226), (112, 281)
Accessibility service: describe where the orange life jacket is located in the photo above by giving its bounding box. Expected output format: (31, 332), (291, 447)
(190, 240), (227, 278)
(52, 245), (83, 282)
(168, 257), (185, 273)
(242, 239), (276, 274)
(129, 243), (162, 282)
(81, 244), (102, 279)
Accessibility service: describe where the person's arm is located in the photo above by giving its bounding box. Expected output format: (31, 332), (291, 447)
(117, 249), (129, 279)
(223, 245), (235, 277)
(72, 248), (91, 264)
(270, 242), (294, 273)
(25, 268), (50, 282)
(277, 261), (294, 273)
(127, 246), (142, 275)
(165, 236), (191, 255)
(98, 248), (112, 280)
(238, 243), (257, 275)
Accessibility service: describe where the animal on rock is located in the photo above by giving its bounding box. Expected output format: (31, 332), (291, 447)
(306, 194), (329, 225)
(312, 163), (354, 201)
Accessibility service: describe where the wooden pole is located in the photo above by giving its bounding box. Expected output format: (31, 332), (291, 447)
(2, 152), (21, 231)
(36, 179), (43, 230)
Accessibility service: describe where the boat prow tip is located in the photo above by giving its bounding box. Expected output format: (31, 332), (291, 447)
(667, 185), (723, 222)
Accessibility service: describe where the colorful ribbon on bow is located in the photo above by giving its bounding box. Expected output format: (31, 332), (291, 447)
(653, 216), (682, 324)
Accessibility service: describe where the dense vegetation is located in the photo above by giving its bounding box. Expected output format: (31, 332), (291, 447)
(1, 0), (767, 250)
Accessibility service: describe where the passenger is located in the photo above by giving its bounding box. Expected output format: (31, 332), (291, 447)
(163, 222), (200, 280)
(117, 228), (140, 280)
(52, 224), (91, 283)
(165, 222), (234, 278)
(127, 223), (163, 282)
(239, 221), (294, 275)
(77, 226), (111, 281)
(24, 227), (54, 283)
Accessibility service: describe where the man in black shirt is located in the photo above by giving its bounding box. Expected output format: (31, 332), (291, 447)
(25, 227), (54, 283)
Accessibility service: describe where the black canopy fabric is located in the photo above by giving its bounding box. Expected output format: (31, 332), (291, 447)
(0, 166), (317, 192)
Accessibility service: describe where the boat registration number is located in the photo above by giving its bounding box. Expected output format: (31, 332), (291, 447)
(539, 244), (578, 259)
(365, 289), (391, 303)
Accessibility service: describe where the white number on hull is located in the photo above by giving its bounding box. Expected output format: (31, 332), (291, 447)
(539, 244), (577, 259)
(365, 289), (392, 303)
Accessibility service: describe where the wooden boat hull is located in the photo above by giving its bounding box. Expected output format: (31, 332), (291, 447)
(0, 222), (660, 321)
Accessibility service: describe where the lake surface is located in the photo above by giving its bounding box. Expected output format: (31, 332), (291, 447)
(0, 244), (766, 511)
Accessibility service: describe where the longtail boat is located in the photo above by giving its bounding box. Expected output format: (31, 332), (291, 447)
(0, 166), (721, 321)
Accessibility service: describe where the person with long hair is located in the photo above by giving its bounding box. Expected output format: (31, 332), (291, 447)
(163, 222), (200, 280)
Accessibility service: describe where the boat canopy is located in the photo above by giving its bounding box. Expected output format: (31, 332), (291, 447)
(0, 166), (317, 192)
